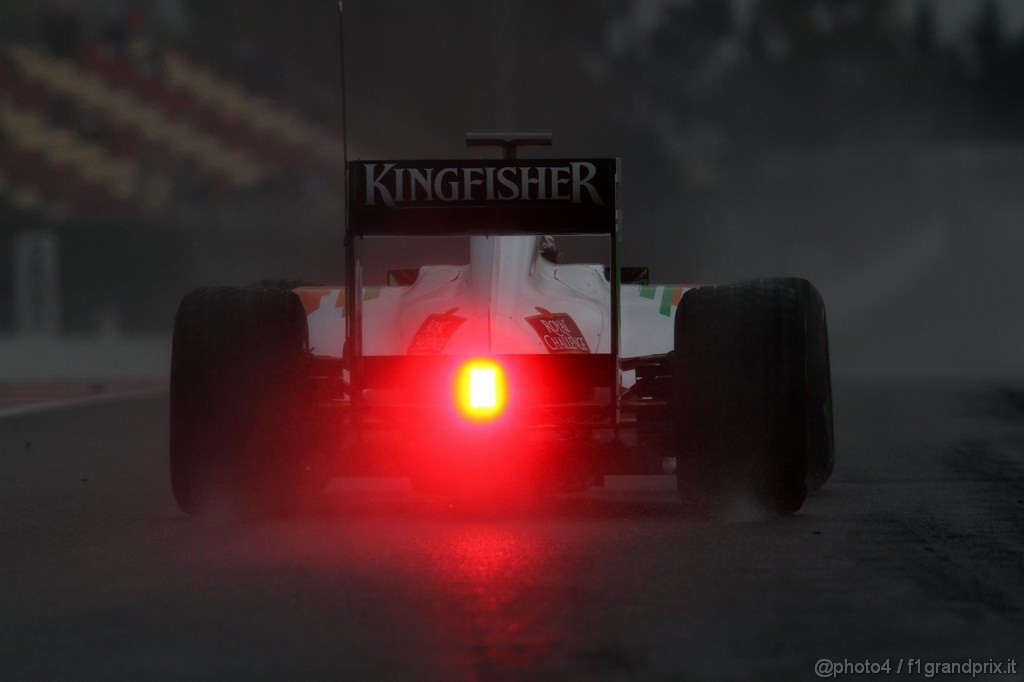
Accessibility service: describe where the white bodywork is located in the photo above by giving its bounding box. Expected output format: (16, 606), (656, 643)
(296, 236), (690, 362)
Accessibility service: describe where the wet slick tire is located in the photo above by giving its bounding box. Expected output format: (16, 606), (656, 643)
(170, 286), (319, 516)
(672, 278), (834, 516)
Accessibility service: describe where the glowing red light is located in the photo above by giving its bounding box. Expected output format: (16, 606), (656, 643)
(455, 359), (507, 421)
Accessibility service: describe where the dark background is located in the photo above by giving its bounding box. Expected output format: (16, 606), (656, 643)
(1, 0), (1023, 379)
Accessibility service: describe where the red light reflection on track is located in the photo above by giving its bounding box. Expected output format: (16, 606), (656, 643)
(427, 526), (557, 674)
(174, 495), (566, 677)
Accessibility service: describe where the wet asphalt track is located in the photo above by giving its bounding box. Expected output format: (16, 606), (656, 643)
(1, 382), (1022, 680)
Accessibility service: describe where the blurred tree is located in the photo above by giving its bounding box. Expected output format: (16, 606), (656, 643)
(912, 0), (936, 57)
(968, 0), (1023, 137)
(600, 0), (737, 193)
(729, 0), (906, 151)
(971, 0), (1005, 76)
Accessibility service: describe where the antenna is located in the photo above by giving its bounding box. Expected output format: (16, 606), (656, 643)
(337, 1), (349, 172)
(339, 0), (361, 422)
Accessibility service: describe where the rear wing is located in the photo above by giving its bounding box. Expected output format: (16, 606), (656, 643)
(347, 159), (618, 236)
(343, 157), (621, 414)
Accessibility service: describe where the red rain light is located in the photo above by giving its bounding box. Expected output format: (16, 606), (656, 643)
(455, 359), (507, 421)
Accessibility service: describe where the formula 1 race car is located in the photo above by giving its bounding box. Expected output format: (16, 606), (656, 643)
(169, 134), (833, 516)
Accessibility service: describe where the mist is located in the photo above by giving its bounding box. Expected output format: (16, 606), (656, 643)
(1, 0), (1022, 381)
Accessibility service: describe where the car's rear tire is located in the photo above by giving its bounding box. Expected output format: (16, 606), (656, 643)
(801, 280), (834, 491)
(170, 286), (322, 515)
(672, 278), (834, 515)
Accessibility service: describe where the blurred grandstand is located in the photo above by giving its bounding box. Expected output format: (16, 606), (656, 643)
(0, 1), (347, 336)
